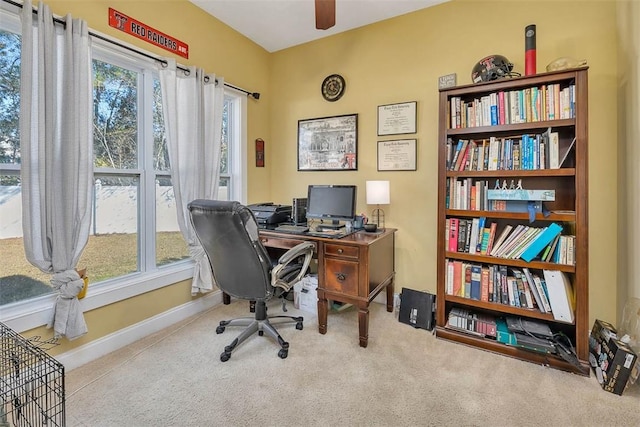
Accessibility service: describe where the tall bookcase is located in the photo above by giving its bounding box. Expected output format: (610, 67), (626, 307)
(436, 68), (589, 375)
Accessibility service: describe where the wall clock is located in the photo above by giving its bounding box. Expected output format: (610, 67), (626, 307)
(321, 74), (345, 102)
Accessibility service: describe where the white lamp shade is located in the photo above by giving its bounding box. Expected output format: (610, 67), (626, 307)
(366, 180), (390, 205)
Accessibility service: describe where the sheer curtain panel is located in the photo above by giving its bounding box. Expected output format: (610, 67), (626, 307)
(159, 59), (224, 295)
(20, 0), (93, 340)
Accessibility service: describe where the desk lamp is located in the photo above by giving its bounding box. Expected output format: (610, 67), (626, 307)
(366, 180), (390, 230)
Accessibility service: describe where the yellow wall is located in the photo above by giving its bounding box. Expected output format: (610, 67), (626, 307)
(21, 0), (625, 353)
(616, 0), (640, 320)
(269, 0), (619, 326)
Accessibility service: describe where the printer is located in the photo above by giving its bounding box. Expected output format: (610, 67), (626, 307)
(248, 202), (292, 227)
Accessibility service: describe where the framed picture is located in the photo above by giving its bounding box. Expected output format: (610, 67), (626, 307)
(377, 139), (417, 171)
(377, 101), (417, 136)
(298, 113), (358, 171)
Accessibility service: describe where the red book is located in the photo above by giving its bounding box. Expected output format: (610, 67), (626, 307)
(452, 261), (463, 297)
(448, 218), (459, 252)
(485, 222), (498, 254)
(480, 267), (490, 302)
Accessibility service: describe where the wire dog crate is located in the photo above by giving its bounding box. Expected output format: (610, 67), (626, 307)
(1, 322), (65, 427)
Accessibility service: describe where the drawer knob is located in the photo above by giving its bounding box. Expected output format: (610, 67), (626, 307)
(336, 273), (346, 281)
(337, 248), (343, 254)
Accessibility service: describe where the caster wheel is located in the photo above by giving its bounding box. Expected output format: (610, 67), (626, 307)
(278, 349), (288, 359)
(216, 326), (225, 334)
(296, 322), (303, 330)
(259, 331), (264, 336)
(220, 352), (231, 362)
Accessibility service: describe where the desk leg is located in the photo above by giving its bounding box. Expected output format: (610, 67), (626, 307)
(386, 279), (395, 312)
(318, 294), (328, 335)
(358, 305), (369, 347)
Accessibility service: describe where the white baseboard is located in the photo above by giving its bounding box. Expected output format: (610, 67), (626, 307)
(57, 290), (223, 371)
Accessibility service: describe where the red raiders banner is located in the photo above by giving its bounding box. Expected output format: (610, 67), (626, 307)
(108, 8), (189, 59)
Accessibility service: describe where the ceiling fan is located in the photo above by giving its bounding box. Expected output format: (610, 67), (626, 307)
(315, 0), (336, 30)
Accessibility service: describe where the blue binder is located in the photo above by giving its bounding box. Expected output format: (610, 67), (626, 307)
(520, 222), (563, 262)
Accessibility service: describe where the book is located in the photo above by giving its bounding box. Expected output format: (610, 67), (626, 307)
(542, 270), (575, 323)
(448, 218), (459, 252)
(549, 131), (560, 168)
(488, 224), (513, 256)
(453, 139), (469, 171)
(520, 223), (563, 262)
(452, 261), (463, 297)
(480, 267), (490, 302)
(533, 275), (552, 312)
(450, 139), (464, 170)
(463, 263), (472, 298)
(485, 222), (498, 255)
(468, 217), (480, 255)
(521, 268), (545, 312)
(492, 225), (527, 258)
(470, 264), (482, 300)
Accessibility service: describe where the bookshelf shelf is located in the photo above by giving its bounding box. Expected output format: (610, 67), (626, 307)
(436, 68), (589, 375)
(447, 168), (576, 178)
(445, 252), (576, 273)
(445, 209), (576, 222)
(446, 118), (575, 137)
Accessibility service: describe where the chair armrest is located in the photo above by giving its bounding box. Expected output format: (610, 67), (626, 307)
(271, 242), (315, 293)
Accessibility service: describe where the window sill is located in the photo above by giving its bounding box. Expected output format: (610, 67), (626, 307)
(0, 261), (194, 333)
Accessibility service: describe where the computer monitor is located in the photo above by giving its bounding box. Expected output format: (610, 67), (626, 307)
(306, 185), (357, 228)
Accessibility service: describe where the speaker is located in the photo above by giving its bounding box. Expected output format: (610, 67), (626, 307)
(292, 198), (307, 225)
(398, 288), (436, 331)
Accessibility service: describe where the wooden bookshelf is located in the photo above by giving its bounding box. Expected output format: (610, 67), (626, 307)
(435, 68), (590, 375)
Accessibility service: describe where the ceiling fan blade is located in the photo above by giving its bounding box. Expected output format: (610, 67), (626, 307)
(315, 0), (336, 30)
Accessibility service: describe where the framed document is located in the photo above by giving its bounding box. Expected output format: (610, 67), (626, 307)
(377, 139), (417, 171)
(377, 101), (417, 136)
(298, 114), (358, 171)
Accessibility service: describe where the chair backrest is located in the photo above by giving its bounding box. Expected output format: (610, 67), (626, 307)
(188, 199), (273, 301)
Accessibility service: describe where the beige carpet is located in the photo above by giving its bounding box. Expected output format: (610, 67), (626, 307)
(65, 299), (640, 427)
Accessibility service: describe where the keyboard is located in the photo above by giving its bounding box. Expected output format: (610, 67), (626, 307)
(275, 224), (309, 233)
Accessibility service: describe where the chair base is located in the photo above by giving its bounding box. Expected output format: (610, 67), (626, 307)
(215, 301), (303, 362)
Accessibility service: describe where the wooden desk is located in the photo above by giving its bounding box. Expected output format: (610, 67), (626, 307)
(258, 228), (396, 347)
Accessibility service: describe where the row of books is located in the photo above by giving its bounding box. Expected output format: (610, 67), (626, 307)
(445, 307), (497, 338)
(446, 178), (490, 211)
(446, 131), (574, 172)
(448, 83), (575, 129)
(446, 217), (575, 265)
(444, 262), (575, 323)
(446, 177), (554, 213)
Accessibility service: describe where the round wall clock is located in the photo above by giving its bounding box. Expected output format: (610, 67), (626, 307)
(321, 74), (346, 102)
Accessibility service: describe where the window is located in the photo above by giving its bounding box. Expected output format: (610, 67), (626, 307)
(0, 6), (247, 329)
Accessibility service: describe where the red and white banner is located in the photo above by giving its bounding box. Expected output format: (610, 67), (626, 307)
(108, 8), (189, 59)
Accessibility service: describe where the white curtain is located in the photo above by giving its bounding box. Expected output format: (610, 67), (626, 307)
(20, 1), (93, 340)
(159, 59), (224, 295)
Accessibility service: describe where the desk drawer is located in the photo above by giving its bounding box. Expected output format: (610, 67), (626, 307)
(260, 236), (317, 252)
(324, 243), (359, 259)
(324, 258), (359, 296)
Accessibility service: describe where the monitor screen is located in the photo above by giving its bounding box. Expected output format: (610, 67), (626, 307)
(306, 185), (357, 222)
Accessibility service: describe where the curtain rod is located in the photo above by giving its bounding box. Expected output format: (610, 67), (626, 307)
(3, 0), (261, 100)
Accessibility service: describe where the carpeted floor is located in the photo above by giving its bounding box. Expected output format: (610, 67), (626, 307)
(65, 299), (640, 426)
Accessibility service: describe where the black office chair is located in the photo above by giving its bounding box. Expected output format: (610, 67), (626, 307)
(188, 199), (314, 362)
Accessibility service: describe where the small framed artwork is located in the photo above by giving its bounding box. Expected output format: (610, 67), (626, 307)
(298, 113), (358, 171)
(377, 101), (417, 136)
(255, 138), (265, 167)
(377, 139), (417, 171)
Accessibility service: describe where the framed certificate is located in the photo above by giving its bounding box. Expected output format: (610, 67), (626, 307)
(377, 101), (417, 136)
(377, 139), (417, 171)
